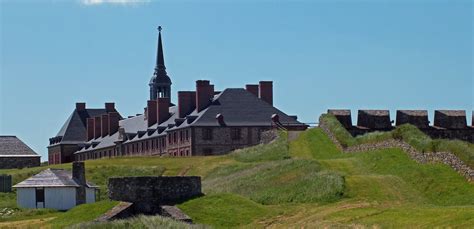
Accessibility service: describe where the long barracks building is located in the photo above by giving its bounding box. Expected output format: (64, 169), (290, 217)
(48, 27), (307, 164)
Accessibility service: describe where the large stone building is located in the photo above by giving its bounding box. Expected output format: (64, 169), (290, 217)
(48, 27), (307, 164)
(0, 136), (40, 169)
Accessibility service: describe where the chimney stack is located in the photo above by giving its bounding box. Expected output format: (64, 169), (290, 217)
(157, 97), (170, 124)
(108, 112), (120, 134)
(101, 114), (109, 137)
(147, 100), (158, 127)
(72, 161), (86, 205)
(245, 84), (259, 97)
(94, 116), (102, 139)
(105, 102), (115, 113)
(196, 80), (215, 112)
(76, 102), (86, 111)
(259, 81), (273, 105)
(178, 91), (196, 118)
(86, 118), (94, 141)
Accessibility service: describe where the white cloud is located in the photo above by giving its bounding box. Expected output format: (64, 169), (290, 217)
(80, 0), (150, 6)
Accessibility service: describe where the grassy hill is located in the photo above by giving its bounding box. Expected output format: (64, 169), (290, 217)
(1, 126), (473, 228)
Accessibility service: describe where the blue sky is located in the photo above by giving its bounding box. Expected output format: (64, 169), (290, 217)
(1, 0), (472, 160)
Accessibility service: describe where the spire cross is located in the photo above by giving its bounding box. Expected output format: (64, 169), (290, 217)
(158, 26), (162, 32)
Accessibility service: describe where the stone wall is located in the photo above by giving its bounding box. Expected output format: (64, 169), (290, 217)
(319, 116), (474, 182)
(328, 110), (474, 143)
(108, 176), (202, 214)
(0, 157), (40, 169)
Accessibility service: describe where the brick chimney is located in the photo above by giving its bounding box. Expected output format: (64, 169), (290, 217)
(178, 91), (196, 118)
(76, 102), (86, 111)
(101, 114), (109, 137)
(108, 112), (120, 134)
(72, 161), (86, 205)
(94, 116), (102, 139)
(245, 84), (259, 97)
(157, 97), (170, 124)
(196, 80), (215, 112)
(105, 102), (115, 113)
(86, 118), (94, 141)
(259, 81), (273, 105)
(147, 100), (158, 127)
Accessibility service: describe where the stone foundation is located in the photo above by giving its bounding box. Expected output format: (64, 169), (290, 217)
(108, 176), (202, 214)
(0, 157), (40, 169)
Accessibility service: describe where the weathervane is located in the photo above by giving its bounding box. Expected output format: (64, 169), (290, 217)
(158, 26), (162, 32)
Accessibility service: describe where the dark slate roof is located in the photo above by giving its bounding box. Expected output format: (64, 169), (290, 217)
(53, 108), (111, 145)
(184, 88), (303, 127)
(0, 136), (40, 157)
(397, 110), (428, 116)
(75, 88), (304, 153)
(13, 168), (97, 188)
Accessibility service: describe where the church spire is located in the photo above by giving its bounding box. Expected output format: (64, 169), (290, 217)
(149, 26), (172, 101)
(155, 26), (166, 72)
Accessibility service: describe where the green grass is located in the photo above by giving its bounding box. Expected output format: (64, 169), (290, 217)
(0, 127), (473, 228)
(178, 193), (275, 228)
(69, 215), (208, 229)
(321, 113), (474, 167)
(203, 159), (345, 204)
(230, 131), (290, 162)
(48, 200), (118, 228)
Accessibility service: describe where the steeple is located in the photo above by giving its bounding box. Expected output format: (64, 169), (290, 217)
(149, 26), (172, 101)
(155, 26), (166, 73)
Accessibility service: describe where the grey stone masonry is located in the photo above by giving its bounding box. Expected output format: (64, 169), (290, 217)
(434, 110), (467, 129)
(396, 110), (429, 129)
(0, 157), (40, 169)
(357, 110), (392, 130)
(108, 176), (202, 213)
(328, 109), (352, 129)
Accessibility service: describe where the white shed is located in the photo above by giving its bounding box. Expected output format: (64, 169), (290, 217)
(13, 162), (98, 210)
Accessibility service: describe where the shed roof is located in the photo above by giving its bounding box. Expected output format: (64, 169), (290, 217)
(13, 168), (97, 188)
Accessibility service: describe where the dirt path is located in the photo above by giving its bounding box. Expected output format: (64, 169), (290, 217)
(0, 217), (55, 228)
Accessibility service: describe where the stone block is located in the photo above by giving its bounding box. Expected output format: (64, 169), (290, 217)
(434, 110), (467, 129)
(108, 176), (202, 207)
(328, 109), (352, 128)
(396, 110), (429, 129)
(357, 110), (392, 129)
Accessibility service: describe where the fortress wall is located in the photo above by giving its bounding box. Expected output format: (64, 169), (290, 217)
(329, 109), (474, 143)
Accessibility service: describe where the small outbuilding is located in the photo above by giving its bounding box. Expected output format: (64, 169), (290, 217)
(13, 162), (98, 210)
(0, 136), (40, 169)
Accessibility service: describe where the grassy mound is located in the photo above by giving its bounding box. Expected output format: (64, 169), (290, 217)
(204, 160), (345, 204)
(178, 193), (274, 228)
(230, 131), (290, 162)
(49, 200), (118, 228)
(291, 128), (474, 206)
